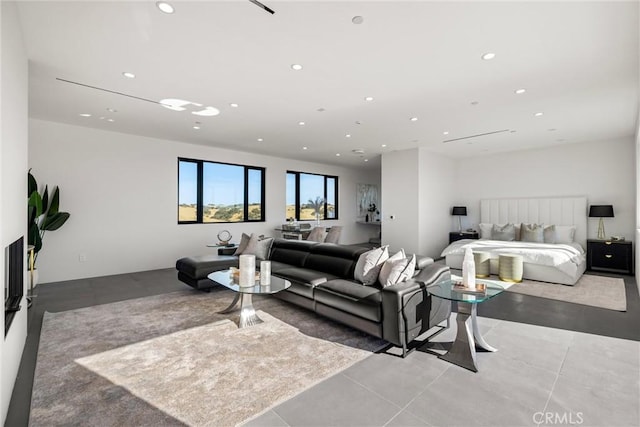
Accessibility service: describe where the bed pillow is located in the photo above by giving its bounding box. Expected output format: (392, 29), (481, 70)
(554, 225), (576, 244)
(543, 225), (556, 243)
(491, 223), (516, 241)
(479, 223), (493, 239)
(378, 253), (416, 287)
(354, 246), (389, 285)
(520, 223), (544, 243)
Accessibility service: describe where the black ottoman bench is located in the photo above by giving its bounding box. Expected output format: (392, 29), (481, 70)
(176, 254), (239, 291)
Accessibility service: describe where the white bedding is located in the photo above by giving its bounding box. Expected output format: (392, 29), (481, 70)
(441, 239), (586, 278)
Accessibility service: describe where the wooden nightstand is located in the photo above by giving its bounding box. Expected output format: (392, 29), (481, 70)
(449, 231), (479, 244)
(586, 239), (633, 275)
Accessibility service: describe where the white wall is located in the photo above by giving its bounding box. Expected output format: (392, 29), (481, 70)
(28, 119), (379, 284)
(381, 148), (455, 258)
(454, 138), (636, 242)
(1, 1), (29, 422)
(381, 149), (420, 254)
(418, 149), (455, 257)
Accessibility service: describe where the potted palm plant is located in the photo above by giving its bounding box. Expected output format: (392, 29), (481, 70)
(27, 170), (71, 286)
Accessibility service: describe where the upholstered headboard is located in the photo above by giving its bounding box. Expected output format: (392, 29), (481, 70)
(480, 197), (588, 248)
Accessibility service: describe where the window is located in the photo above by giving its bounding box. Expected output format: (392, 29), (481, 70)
(286, 171), (338, 221)
(178, 158), (265, 224)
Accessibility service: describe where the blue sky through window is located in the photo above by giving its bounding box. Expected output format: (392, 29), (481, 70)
(179, 161), (263, 206)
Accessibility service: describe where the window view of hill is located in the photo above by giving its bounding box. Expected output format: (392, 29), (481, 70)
(178, 203), (262, 222)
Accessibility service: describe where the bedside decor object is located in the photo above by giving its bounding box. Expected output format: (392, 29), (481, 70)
(589, 204), (614, 240)
(473, 251), (490, 278)
(239, 254), (256, 287)
(217, 230), (232, 246)
(451, 206), (467, 232)
(498, 254), (523, 283)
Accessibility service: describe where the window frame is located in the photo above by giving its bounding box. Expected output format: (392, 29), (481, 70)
(178, 157), (265, 224)
(286, 170), (339, 221)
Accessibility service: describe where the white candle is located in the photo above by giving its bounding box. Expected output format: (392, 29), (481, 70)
(260, 261), (271, 285)
(239, 254), (256, 287)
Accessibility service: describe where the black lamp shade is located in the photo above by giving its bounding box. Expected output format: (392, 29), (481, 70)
(451, 206), (467, 216)
(589, 205), (614, 218)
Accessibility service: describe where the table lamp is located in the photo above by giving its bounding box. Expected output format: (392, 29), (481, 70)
(589, 205), (614, 240)
(451, 206), (467, 232)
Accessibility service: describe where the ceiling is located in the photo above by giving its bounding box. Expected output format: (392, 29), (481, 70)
(17, 1), (639, 168)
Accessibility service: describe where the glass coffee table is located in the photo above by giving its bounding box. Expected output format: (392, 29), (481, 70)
(428, 279), (505, 372)
(208, 270), (291, 328)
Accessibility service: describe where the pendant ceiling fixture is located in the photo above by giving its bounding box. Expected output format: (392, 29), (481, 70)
(248, 0), (275, 14)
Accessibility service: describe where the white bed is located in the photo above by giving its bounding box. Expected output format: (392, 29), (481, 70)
(442, 197), (588, 285)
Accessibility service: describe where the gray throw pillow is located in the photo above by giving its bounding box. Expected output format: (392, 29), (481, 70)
(233, 233), (253, 256)
(491, 223), (516, 241)
(521, 223), (544, 243)
(242, 237), (273, 261)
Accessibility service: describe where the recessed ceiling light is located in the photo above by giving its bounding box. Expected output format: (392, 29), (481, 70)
(345, 134), (351, 138)
(291, 64), (303, 71)
(79, 113), (91, 117)
(364, 96), (374, 102)
(156, 1), (174, 14)
(192, 107), (220, 117)
(106, 108), (117, 113)
(364, 159), (369, 162)
(410, 117), (418, 122)
(107, 118), (114, 122)
(257, 138), (263, 142)
(99, 116), (105, 120)
(534, 112), (544, 117)
(443, 131), (449, 135)
(302, 146), (308, 150)
(298, 121), (305, 126)
(381, 144), (387, 148)
(229, 103), (239, 108)
(336, 153), (341, 157)
(122, 72), (136, 79)
(193, 126), (200, 130)
(352, 16), (364, 24)
(514, 88), (526, 94)
(481, 52), (496, 60)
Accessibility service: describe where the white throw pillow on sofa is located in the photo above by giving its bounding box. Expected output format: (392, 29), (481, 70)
(354, 246), (389, 286)
(378, 251), (415, 287)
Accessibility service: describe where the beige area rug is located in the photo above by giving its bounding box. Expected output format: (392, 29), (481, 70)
(30, 290), (386, 426)
(454, 272), (626, 311)
(505, 274), (627, 311)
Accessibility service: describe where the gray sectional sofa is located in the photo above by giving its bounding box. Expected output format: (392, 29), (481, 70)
(176, 238), (452, 356)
